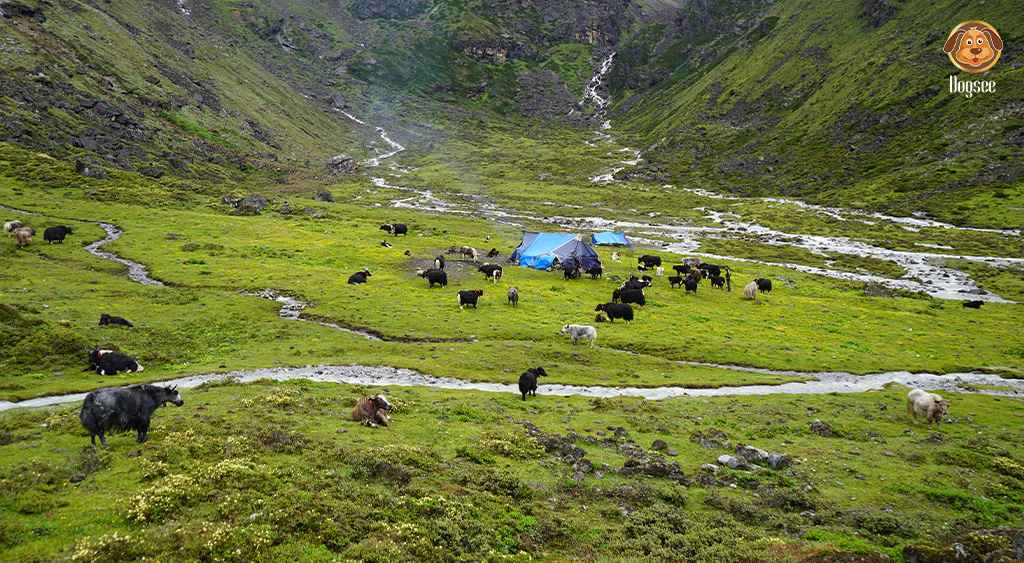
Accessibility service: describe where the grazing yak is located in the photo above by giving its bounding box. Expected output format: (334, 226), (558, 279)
(618, 289), (646, 308)
(99, 313), (133, 327)
(585, 266), (603, 279)
(43, 225), (74, 244)
(669, 276), (684, 289)
(85, 349), (144, 375)
(672, 264), (689, 275)
(743, 281), (758, 299)
(457, 289), (483, 309)
(755, 278), (772, 294)
(79, 383), (183, 448)
(685, 280), (698, 295)
(518, 366), (548, 401)
(709, 275), (725, 290)
(638, 255), (661, 269)
(434, 255), (446, 270)
(486, 248), (500, 258)
(561, 324), (597, 348)
(4, 220), (24, 236)
(478, 263), (503, 283)
(13, 227), (34, 248)
(594, 313), (608, 323)
(962, 300), (983, 309)
(352, 393), (393, 428)
(420, 269), (447, 288)
(458, 246), (478, 261)
(380, 223), (408, 236)
(906, 389), (950, 430)
(595, 302), (633, 324)
(348, 269), (372, 285)
(507, 286), (519, 307)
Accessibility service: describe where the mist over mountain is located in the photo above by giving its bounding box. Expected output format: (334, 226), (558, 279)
(0, 0), (1020, 225)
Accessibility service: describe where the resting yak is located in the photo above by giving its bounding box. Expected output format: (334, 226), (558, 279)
(79, 384), (184, 448)
(352, 393), (393, 428)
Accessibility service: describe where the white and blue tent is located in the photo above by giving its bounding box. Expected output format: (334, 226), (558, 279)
(508, 232), (601, 271)
(590, 232), (632, 248)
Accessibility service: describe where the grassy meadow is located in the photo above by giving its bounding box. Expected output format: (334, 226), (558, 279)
(1, 138), (1023, 562)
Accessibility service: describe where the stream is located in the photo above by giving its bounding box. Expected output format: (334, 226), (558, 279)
(1, 364), (1021, 412)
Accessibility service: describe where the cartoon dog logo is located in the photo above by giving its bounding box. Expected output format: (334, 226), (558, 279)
(943, 21), (1002, 73)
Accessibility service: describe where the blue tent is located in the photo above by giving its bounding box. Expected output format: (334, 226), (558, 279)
(591, 232), (632, 248)
(509, 232), (602, 271)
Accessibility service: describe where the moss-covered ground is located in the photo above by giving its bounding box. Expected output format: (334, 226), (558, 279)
(2, 380), (1023, 562)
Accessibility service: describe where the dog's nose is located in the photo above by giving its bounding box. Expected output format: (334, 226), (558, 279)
(970, 48), (982, 55)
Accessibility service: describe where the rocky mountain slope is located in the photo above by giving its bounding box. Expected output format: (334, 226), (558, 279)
(0, 0), (1021, 226)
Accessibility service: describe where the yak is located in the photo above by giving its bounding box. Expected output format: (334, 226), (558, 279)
(352, 393), (393, 428)
(79, 384), (183, 448)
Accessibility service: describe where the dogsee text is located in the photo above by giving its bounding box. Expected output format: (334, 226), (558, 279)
(949, 74), (996, 98)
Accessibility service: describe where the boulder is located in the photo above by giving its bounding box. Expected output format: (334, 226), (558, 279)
(736, 444), (769, 464)
(651, 439), (667, 451)
(717, 455), (749, 470)
(233, 204), (261, 216)
(313, 189), (334, 202)
(328, 92), (346, 107)
(810, 419), (835, 438)
(863, 282), (894, 298)
(74, 160), (108, 180)
(767, 452), (794, 470)
(138, 165), (164, 179)
(278, 202), (292, 215)
(327, 153), (356, 174)
(237, 194), (268, 211)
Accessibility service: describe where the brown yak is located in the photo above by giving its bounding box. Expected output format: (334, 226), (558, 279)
(352, 393), (393, 428)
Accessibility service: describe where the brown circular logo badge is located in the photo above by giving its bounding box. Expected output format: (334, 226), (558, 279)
(943, 20), (1002, 73)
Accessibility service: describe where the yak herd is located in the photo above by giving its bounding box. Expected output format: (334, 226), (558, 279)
(4, 217), (960, 446)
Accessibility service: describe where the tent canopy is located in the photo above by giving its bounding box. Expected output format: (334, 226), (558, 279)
(591, 232), (631, 247)
(509, 232), (602, 271)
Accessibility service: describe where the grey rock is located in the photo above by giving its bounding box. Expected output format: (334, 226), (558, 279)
(767, 452), (793, 470)
(864, 282), (894, 298)
(698, 463), (719, 473)
(328, 92), (346, 107)
(573, 458), (594, 474)
(138, 165), (164, 179)
(1015, 531), (1023, 560)
(74, 160), (108, 180)
(665, 448), (678, 457)
(736, 444), (769, 464)
(810, 419), (834, 438)
(233, 204), (262, 216)
(327, 153), (356, 174)
(651, 439), (667, 451)
(313, 189), (334, 202)
(278, 202), (292, 214)
(237, 194), (268, 211)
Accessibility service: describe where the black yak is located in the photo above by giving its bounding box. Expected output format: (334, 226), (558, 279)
(518, 366), (548, 401)
(79, 383), (183, 448)
(84, 349), (144, 375)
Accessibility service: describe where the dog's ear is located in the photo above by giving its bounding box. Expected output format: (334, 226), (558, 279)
(943, 29), (965, 54)
(981, 27), (1002, 51)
